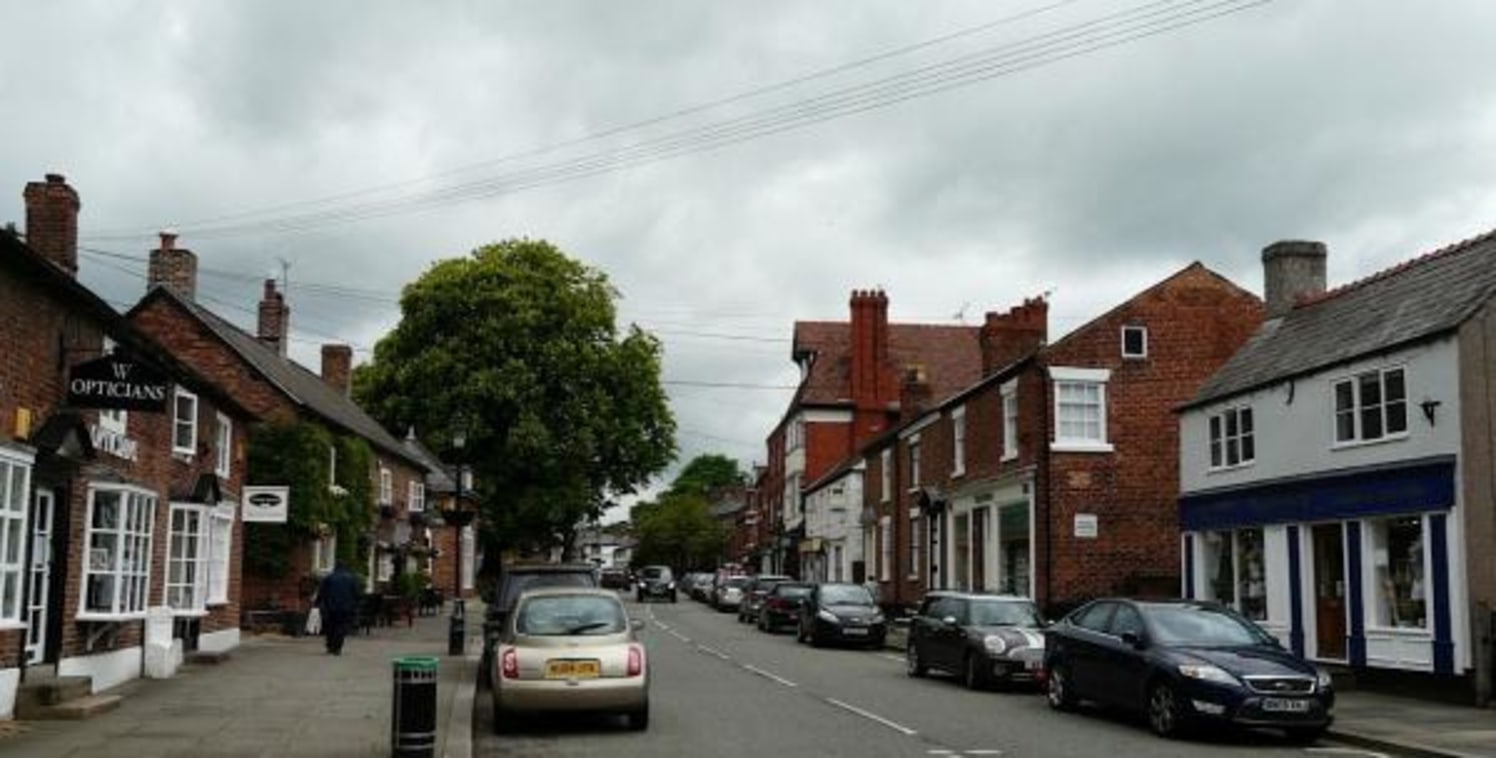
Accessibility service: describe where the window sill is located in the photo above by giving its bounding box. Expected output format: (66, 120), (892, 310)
(1000, 453), (1018, 463)
(207, 600), (230, 608)
(951, 469), (965, 479)
(1051, 441), (1114, 454)
(76, 613), (147, 623)
(172, 449), (196, 460)
(0, 620), (27, 631)
(1207, 461), (1256, 474)
(1332, 432), (1410, 451)
(1365, 625), (1431, 637)
(170, 609), (210, 619)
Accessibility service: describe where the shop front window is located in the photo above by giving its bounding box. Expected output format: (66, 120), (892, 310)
(1370, 515), (1426, 629)
(1203, 531), (1235, 606)
(0, 451), (32, 623)
(1235, 528), (1267, 621)
(82, 486), (157, 619)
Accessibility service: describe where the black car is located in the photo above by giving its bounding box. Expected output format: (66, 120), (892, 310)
(480, 563), (599, 687)
(1043, 598), (1334, 741)
(797, 583), (886, 648)
(906, 592), (1046, 690)
(738, 574), (792, 623)
(758, 582), (813, 632)
(635, 565), (677, 602)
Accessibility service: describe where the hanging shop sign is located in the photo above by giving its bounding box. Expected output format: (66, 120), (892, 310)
(67, 354), (170, 412)
(242, 486), (291, 523)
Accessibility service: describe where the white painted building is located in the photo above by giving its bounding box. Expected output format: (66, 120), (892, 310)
(802, 462), (865, 583)
(1178, 237), (1496, 702)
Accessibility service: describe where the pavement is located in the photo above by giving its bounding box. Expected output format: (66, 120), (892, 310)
(887, 621), (1496, 758)
(0, 601), (483, 758)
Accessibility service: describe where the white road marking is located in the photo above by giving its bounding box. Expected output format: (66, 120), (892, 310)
(825, 697), (918, 736)
(742, 664), (799, 688)
(879, 653), (906, 665)
(926, 751), (955, 755)
(668, 630), (691, 643)
(1306, 749), (1390, 758)
(965, 751), (1004, 756)
(696, 644), (731, 661)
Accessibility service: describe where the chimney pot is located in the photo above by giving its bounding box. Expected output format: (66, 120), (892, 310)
(1262, 240), (1327, 319)
(257, 278), (290, 356)
(148, 232), (197, 300)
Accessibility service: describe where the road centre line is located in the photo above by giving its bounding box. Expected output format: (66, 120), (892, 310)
(696, 644), (731, 661)
(741, 663), (798, 688)
(1306, 750), (1390, 758)
(668, 630), (691, 643)
(824, 697), (918, 736)
(965, 751), (1003, 756)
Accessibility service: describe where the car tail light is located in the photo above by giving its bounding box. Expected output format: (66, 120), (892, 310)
(500, 648), (519, 680)
(627, 645), (644, 677)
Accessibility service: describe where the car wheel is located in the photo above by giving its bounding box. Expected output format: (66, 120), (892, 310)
(964, 653), (990, 691)
(627, 701), (650, 731)
(1147, 680), (1187, 738)
(906, 642), (927, 678)
(1284, 725), (1327, 745)
(1046, 663), (1077, 711)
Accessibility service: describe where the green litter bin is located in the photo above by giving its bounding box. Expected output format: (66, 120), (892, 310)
(392, 656), (439, 757)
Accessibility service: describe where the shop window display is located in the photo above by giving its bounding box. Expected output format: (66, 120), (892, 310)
(1370, 515), (1426, 629)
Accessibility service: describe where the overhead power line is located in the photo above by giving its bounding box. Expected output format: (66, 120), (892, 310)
(84, 0), (1272, 242)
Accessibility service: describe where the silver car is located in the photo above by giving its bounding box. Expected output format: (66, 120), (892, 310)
(491, 587), (649, 731)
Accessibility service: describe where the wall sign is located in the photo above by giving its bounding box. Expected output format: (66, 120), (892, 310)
(242, 486), (290, 523)
(1074, 514), (1099, 539)
(67, 354), (169, 412)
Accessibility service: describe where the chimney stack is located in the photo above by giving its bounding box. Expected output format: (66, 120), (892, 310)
(1262, 240), (1327, 319)
(980, 296), (1048, 376)
(22, 173), (80, 276)
(321, 344), (353, 396)
(849, 289), (891, 407)
(147, 231), (198, 300)
(257, 278), (290, 356)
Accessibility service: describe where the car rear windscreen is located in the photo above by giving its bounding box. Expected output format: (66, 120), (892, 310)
(502, 573), (596, 611)
(517, 595), (626, 636)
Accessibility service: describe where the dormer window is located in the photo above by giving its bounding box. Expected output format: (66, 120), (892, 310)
(1121, 325), (1148, 359)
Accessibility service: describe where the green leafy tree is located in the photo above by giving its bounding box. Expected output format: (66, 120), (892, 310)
(632, 491), (726, 571)
(354, 238), (675, 561)
(668, 453), (746, 498)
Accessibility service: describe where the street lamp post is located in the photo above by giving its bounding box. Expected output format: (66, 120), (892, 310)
(446, 430), (476, 656)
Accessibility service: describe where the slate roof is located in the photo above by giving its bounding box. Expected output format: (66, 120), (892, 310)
(402, 433), (459, 494)
(133, 287), (427, 469)
(790, 321), (983, 407)
(1188, 229), (1496, 409)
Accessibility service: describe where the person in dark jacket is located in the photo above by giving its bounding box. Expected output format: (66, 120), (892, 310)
(316, 562), (363, 655)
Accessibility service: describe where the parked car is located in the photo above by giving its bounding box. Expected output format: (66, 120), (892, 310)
(491, 587), (649, 732)
(758, 582), (813, 632)
(1043, 598), (1334, 741)
(688, 573), (715, 602)
(599, 568), (631, 590)
(713, 575), (752, 611)
(905, 592), (1045, 690)
(481, 563), (599, 688)
(797, 582), (886, 648)
(635, 565), (677, 603)
(738, 574), (792, 623)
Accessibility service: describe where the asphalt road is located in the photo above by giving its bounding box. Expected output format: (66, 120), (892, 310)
(477, 595), (1398, 758)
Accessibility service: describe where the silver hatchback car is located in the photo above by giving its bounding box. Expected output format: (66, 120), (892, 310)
(491, 587), (649, 731)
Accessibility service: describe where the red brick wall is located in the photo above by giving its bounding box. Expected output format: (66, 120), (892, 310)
(803, 421), (849, 485)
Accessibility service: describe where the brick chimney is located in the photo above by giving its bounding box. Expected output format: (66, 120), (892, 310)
(22, 174), (80, 276)
(1262, 240), (1326, 319)
(147, 231), (198, 300)
(257, 278), (290, 356)
(899, 364), (932, 424)
(980, 296), (1049, 376)
(321, 344), (353, 396)
(849, 288), (892, 444)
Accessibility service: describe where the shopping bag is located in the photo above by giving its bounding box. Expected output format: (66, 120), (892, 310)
(305, 607), (323, 636)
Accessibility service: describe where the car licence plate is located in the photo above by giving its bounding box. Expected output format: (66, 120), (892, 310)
(545, 659), (601, 679)
(842, 627), (868, 636)
(1260, 698), (1311, 713)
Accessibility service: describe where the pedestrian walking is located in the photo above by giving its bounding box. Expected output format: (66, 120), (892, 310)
(316, 561), (363, 655)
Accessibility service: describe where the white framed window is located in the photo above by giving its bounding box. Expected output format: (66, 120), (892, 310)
(379, 467), (393, 505)
(167, 504), (208, 614)
(312, 533), (337, 575)
(207, 503), (234, 605)
(879, 516), (892, 582)
(408, 481), (425, 513)
(908, 514), (921, 581)
(1208, 405), (1255, 469)
(377, 550), (395, 582)
(1001, 380), (1019, 462)
(172, 388), (198, 456)
(908, 437), (921, 490)
(1368, 515), (1427, 629)
(1051, 367), (1112, 452)
(0, 449), (34, 624)
(81, 485), (158, 619)
(880, 449), (891, 503)
(1201, 527), (1267, 621)
(1122, 325), (1148, 359)
(214, 413), (233, 479)
(950, 407), (967, 477)
(1334, 367), (1408, 445)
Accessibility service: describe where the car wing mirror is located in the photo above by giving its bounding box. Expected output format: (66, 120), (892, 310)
(1120, 631), (1146, 650)
(942, 616), (960, 628)
(630, 618), (645, 632)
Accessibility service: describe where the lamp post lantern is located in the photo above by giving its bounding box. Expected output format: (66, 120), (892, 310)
(446, 429), (475, 656)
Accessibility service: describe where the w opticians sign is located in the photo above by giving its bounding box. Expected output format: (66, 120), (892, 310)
(67, 354), (169, 412)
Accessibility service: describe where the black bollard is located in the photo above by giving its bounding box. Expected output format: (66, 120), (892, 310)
(391, 656), (438, 757)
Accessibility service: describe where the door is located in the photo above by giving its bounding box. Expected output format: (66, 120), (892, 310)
(971, 508), (987, 591)
(953, 513), (970, 591)
(25, 490), (55, 665)
(1312, 523), (1347, 660)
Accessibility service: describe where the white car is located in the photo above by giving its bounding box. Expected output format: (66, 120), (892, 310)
(492, 587), (649, 731)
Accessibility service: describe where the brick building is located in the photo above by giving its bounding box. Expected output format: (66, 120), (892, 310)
(858, 264), (1262, 615)
(1, 175), (255, 717)
(127, 241), (429, 615)
(401, 432), (478, 602)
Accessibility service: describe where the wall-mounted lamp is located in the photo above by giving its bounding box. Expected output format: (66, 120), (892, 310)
(1420, 398), (1441, 426)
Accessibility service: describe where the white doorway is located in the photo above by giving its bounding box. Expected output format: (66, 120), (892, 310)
(26, 490), (55, 665)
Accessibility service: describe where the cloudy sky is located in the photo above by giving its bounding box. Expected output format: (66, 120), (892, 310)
(4, 0), (1494, 513)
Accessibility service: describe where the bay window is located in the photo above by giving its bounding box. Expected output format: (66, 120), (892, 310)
(82, 485), (158, 619)
(207, 504), (234, 605)
(0, 450), (33, 624)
